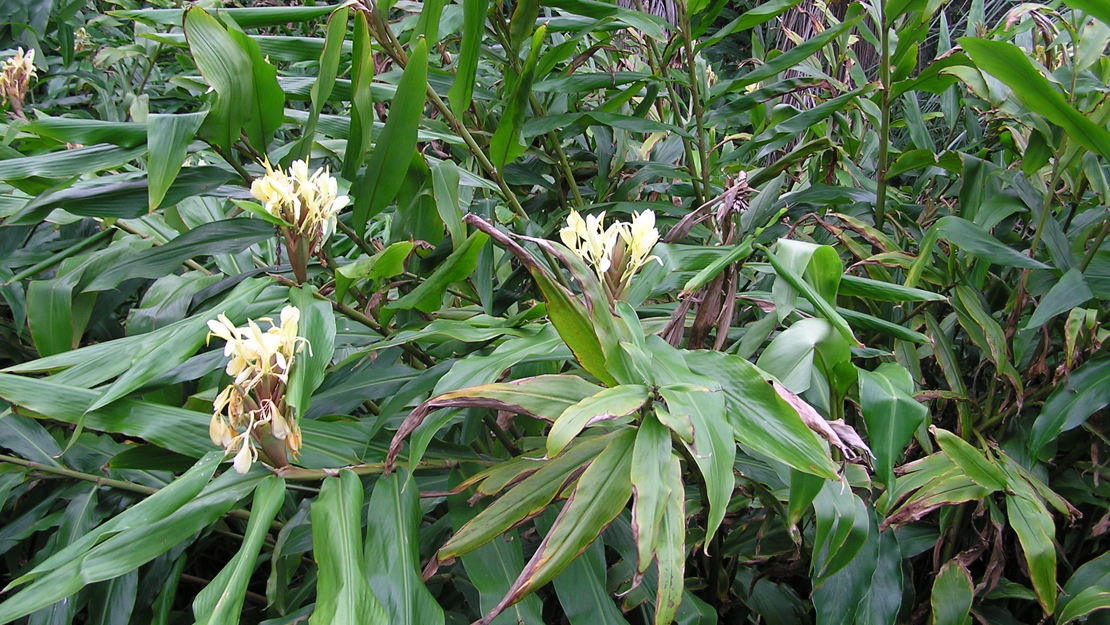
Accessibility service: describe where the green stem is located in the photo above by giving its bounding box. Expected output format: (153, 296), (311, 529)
(679, 6), (712, 202)
(874, 4), (892, 228)
(1080, 217), (1109, 272)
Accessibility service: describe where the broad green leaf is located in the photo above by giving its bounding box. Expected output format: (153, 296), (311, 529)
(654, 455), (686, 625)
(756, 317), (837, 394)
(146, 113), (206, 210)
(952, 285), (1023, 394)
(185, 8), (254, 152)
(225, 19), (284, 153)
(534, 514), (631, 625)
(0, 144), (146, 181)
(859, 363), (927, 487)
(696, 0), (803, 50)
(838, 274), (945, 302)
(336, 240), (413, 303)
(8, 451), (224, 588)
(1025, 267), (1093, 330)
(352, 38), (428, 233)
(685, 350), (839, 479)
(811, 479), (869, 583)
(439, 434), (615, 561)
(8, 167), (234, 225)
(763, 244), (858, 346)
(485, 429), (635, 621)
(1063, 0), (1110, 25)
(23, 117), (146, 148)
(448, 0), (489, 113)
(659, 384), (734, 545)
(85, 219), (273, 291)
(27, 279), (75, 357)
(365, 470), (445, 625)
(958, 37), (1110, 161)
(491, 26), (547, 169)
(931, 427), (1006, 492)
(113, 5), (341, 27)
(934, 216), (1049, 268)
(286, 286), (335, 419)
(1029, 357), (1110, 458)
(547, 384), (648, 457)
(0, 469), (262, 624)
(293, 7), (348, 161)
(1057, 587), (1110, 625)
(930, 559), (973, 625)
(388, 231), (488, 313)
(1006, 494), (1057, 614)
(193, 475), (286, 625)
(431, 161), (465, 248)
(454, 526), (545, 625)
(631, 413), (673, 572)
(310, 471), (388, 625)
(342, 12), (374, 179)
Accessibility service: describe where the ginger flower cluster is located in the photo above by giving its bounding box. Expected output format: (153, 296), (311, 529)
(251, 159), (349, 256)
(559, 209), (661, 300)
(0, 48), (36, 118)
(207, 306), (306, 473)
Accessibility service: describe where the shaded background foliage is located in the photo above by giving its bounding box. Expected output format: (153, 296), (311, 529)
(0, 0), (1106, 624)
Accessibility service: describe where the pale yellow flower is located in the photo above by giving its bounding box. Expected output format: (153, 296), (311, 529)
(559, 209), (660, 299)
(207, 306), (306, 473)
(250, 159), (348, 254)
(0, 48), (36, 116)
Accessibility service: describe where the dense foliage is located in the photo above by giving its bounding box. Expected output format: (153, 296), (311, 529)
(0, 0), (1107, 623)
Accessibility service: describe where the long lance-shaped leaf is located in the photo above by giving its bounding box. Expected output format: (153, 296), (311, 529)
(293, 7), (348, 161)
(0, 469), (263, 623)
(438, 433), (616, 562)
(286, 286), (335, 419)
(930, 559), (974, 625)
(193, 475), (286, 625)
(448, 0), (489, 113)
(959, 37), (1110, 161)
(630, 413), (672, 573)
(859, 363), (926, 487)
(352, 38), (428, 235)
(479, 429), (636, 624)
(5, 451), (224, 589)
(309, 471), (388, 625)
(185, 8), (252, 152)
(1007, 494), (1058, 615)
(146, 113), (206, 210)
(490, 26), (547, 169)
(342, 12), (374, 179)
(653, 452), (685, 625)
(365, 470), (445, 625)
(547, 384), (648, 457)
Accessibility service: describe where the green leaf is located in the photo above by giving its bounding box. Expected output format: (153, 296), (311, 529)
(654, 466), (686, 625)
(448, 0), (489, 113)
(491, 26), (547, 169)
(26, 279), (75, 357)
(185, 8), (254, 152)
(659, 384), (734, 546)
(763, 244), (858, 346)
(1063, 0), (1110, 25)
(951, 285), (1023, 395)
(1025, 267), (1093, 330)
(931, 427), (1006, 492)
(342, 12), (375, 179)
(548, 384), (648, 457)
(696, 0), (803, 50)
(112, 5), (341, 27)
(859, 363), (927, 487)
(482, 430), (635, 623)
(7, 167), (235, 225)
(147, 113), (206, 210)
(23, 117), (146, 148)
(1006, 494), (1057, 614)
(838, 274), (946, 302)
(286, 286), (335, 419)
(534, 513), (631, 625)
(630, 413), (674, 572)
(1029, 357), (1110, 458)
(84, 219), (273, 291)
(388, 231), (487, 313)
(958, 37), (1110, 161)
(0, 144), (147, 181)
(1057, 587), (1110, 625)
(0, 469), (262, 624)
(293, 7), (348, 161)
(930, 559), (973, 625)
(812, 480), (870, 584)
(365, 470), (445, 625)
(353, 38), (429, 233)
(934, 216), (1049, 268)
(310, 471), (388, 625)
(685, 350), (839, 479)
(193, 475), (286, 625)
(439, 434), (615, 561)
